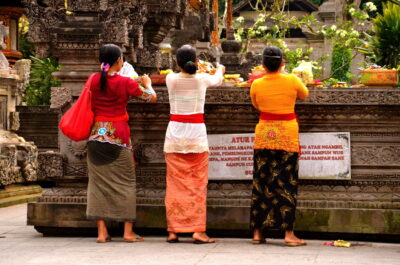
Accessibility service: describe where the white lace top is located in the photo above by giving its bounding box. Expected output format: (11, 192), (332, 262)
(164, 71), (223, 153)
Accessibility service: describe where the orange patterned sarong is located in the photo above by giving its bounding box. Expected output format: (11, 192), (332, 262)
(165, 152), (209, 233)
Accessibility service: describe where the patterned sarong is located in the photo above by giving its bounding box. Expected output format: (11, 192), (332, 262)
(250, 149), (299, 231)
(165, 152), (209, 233)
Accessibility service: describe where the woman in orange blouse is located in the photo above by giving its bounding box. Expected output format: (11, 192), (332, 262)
(249, 46), (309, 246)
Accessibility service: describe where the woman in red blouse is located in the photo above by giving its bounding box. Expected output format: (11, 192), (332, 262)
(86, 44), (156, 243)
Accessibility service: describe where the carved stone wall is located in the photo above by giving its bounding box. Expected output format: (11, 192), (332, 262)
(26, 87), (400, 235)
(16, 106), (59, 150)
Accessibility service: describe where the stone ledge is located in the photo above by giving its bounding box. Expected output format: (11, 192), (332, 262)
(27, 202), (400, 235)
(0, 185), (42, 199)
(0, 185), (42, 208)
(129, 87), (400, 105)
(0, 193), (41, 208)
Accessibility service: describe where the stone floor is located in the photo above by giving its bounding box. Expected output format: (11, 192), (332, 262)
(0, 204), (399, 265)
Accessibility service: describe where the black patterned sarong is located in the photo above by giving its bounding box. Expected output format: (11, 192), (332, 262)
(250, 149), (299, 231)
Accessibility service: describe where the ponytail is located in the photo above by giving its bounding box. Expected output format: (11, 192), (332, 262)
(183, 60), (197, 75)
(99, 44), (122, 92)
(100, 71), (107, 93)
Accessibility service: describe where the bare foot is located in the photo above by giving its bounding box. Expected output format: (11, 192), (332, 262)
(167, 232), (179, 242)
(96, 235), (111, 243)
(123, 233), (143, 242)
(252, 229), (266, 244)
(284, 230), (306, 245)
(192, 232), (215, 243)
(252, 229), (264, 241)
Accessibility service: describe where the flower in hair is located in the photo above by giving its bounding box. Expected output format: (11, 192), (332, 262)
(100, 62), (110, 72)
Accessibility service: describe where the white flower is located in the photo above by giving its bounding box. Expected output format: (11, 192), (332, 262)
(351, 30), (360, 37)
(365, 2), (377, 12)
(236, 16), (245, 24)
(349, 7), (356, 15)
(258, 26), (268, 31)
(336, 29), (347, 38)
(330, 25), (337, 31)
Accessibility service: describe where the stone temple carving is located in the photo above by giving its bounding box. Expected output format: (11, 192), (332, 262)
(19, 1), (400, 236)
(0, 15), (36, 186)
(0, 130), (38, 186)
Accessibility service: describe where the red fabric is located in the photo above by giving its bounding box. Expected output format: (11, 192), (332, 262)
(260, 112), (297, 121)
(91, 73), (142, 117)
(95, 112), (129, 122)
(170, 114), (204, 123)
(88, 73), (143, 148)
(59, 74), (95, 142)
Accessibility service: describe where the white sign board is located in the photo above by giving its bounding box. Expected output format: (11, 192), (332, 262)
(208, 132), (351, 180)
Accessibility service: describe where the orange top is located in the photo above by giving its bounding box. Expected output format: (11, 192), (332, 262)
(250, 73), (309, 113)
(250, 73), (309, 152)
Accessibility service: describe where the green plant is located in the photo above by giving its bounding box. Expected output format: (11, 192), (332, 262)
(24, 57), (61, 106)
(233, 1), (376, 81)
(323, 78), (339, 87)
(331, 44), (353, 81)
(284, 47), (313, 73)
(19, 33), (35, 59)
(18, 15), (35, 59)
(365, 2), (400, 69)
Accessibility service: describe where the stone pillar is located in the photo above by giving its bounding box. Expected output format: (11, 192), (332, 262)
(220, 28), (242, 74)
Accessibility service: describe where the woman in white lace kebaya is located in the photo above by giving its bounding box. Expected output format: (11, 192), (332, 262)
(164, 45), (225, 244)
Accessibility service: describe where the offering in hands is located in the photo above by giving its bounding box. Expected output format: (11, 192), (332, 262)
(197, 60), (217, 75)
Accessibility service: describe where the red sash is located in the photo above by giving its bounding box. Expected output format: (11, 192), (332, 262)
(170, 114), (204, 123)
(260, 112), (297, 121)
(95, 112), (129, 122)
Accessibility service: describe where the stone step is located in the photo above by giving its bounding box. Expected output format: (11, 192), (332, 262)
(66, 15), (98, 23)
(0, 193), (41, 208)
(53, 27), (102, 35)
(59, 21), (102, 28)
(0, 185), (42, 208)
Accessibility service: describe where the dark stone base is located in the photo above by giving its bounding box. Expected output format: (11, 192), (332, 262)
(28, 202), (400, 236)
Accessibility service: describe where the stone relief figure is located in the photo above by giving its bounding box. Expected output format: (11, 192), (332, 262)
(0, 130), (38, 186)
(0, 22), (10, 70)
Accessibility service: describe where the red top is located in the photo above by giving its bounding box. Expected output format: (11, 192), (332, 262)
(88, 73), (150, 149)
(91, 73), (143, 117)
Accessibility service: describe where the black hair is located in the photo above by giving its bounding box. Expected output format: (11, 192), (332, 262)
(262, 46), (283, 72)
(99, 44), (122, 92)
(176, 45), (197, 75)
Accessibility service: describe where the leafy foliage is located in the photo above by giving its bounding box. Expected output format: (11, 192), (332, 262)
(331, 44), (353, 81)
(18, 15), (35, 59)
(360, 0), (388, 16)
(19, 33), (35, 59)
(366, 2), (400, 68)
(24, 57), (61, 106)
(233, 0), (377, 82)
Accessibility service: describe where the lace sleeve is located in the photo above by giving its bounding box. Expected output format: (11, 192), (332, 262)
(136, 85), (153, 102)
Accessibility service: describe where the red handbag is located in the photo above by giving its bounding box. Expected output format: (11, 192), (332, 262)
(59, 74), (95, 142)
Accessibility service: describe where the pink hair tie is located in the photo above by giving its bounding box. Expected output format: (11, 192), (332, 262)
(100, 62), (110, 72)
